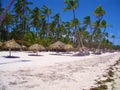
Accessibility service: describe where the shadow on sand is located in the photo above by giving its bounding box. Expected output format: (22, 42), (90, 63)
(28, 54), (43, 56)
(3, 56), (20, 58)
(49, 53), (62, 56)
(0, 60), (31, 65)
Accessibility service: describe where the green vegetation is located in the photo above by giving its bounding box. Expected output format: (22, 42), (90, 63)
(0, 0), (119, 50)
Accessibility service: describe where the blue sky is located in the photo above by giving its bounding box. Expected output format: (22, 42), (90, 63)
(2, 0), (120, 45)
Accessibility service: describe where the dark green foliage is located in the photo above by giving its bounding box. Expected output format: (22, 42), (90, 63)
(24, 30), (37, 46)
(0, 0), (117, 50)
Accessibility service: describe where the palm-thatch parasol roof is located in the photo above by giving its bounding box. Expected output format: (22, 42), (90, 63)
(28, 44), (45, 51)
(49, 41), (66, 51)
(3, 39), (21, 57)
(3, 39), (21, 49)
(64, 44), (74, 51)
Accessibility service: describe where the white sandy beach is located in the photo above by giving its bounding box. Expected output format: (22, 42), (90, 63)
(0, 51), (120, 90)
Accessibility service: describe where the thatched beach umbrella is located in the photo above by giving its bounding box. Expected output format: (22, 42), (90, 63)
(49, 41), (66, 51)
(64, 44), (74, 51)
(3, 39), (21, 56)
(28, 44), (45, 55)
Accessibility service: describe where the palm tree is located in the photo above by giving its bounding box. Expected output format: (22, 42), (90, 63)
(71, 18), (82, 48)
(49, 21), (56, 40)
(24, 30), (36, 46)
(58, 24), (66, 40)
(96, 20), (107, 50)
(52, 13), (61, 29)
(79, 28), (90, 48)
(51, 13), (61, 41)
(93, 6), (106, 53)
(40, 17), (47, 37)
(41, 5), (52, 36)
(14, 0), (32, 33)
(63, 21), (73, 39)
(64, 0), (79, 21)
(1, 12), (14, 40)
(83, 16), (92, 31)
(13, 0), (32, 46)
(104, 32), (109, 40)
(94, 6), (105, 21)
(83, 16), (93, 48)
(101, 20), (107, 32)
(93, 6), (106, 37)
(31, 7), (41, 37)
(111, 35), (115, 45)
(64, 0), (80, 49)
(0, 0), (15, 25)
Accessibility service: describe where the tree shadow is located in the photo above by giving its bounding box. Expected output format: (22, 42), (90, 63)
(49, 53), (62, 55)
(0, 60), (31, 65)
(28, 54), (43, 56)
(3, 56), (20, 58)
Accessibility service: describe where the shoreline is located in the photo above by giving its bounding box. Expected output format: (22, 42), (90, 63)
(0, 51), (120, 90)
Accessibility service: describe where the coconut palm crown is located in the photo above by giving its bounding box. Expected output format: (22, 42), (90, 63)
(94, 5), (105, 19)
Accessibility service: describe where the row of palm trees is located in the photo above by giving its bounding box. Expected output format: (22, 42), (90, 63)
(0, 0), (117, 52)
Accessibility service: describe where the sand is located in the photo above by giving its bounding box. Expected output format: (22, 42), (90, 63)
(0, 51), (120, 90)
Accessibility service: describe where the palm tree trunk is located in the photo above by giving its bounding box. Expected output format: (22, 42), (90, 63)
(73, 9), (83, 50)
(73, 9), (76, 20)
(97, 27), (106, 51)
(89, 23), (93, 49)
(36, 27), (38, 38)
(112, 38), (114, 45)
(47, 15), (49, 36)
(0, 0), (15, 25)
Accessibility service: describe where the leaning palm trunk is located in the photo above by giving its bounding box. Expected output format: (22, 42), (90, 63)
(76, 31), (84, 50)
(97, 39), (102, 52)
(73, 9), (83, 51)
(97, 28), (106, 53)
(0, 0), (15, 25)
(78, 31), (84, 48)
(47, 15), (49, 36)
(89, 26), (93, 49)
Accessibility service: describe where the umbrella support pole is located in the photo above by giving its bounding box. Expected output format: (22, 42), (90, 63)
(9, 48), (11, 56)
